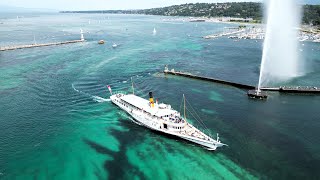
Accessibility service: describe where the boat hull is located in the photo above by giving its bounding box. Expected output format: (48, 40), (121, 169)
(111, 97), (220, 150)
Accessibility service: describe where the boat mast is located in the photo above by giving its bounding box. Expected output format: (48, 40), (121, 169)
(183, 94), (186, 119)
(33, 34), (37, 45)
(131, 77), (134, 95)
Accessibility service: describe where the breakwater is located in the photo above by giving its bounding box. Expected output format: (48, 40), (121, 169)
(0, 40), (84, 51)
(203, 28), (245, 39)
(164, 69), (255, 90)
(164, 68), (320, 94)
(262, 87), (320, 93)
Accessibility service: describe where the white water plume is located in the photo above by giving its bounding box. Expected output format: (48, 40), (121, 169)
(258, 0), (303, 88)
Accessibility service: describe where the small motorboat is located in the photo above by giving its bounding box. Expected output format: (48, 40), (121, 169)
(112, 43), (118, 48)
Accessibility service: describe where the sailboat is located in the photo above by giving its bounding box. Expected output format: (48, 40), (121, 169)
(153, 27), (157, 35)
(108, 80), (226, 150)
(33, 35), (37, 45)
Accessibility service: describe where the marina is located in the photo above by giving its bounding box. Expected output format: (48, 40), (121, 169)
(203, 28), (245, 39)
(203, 26), (320, 42)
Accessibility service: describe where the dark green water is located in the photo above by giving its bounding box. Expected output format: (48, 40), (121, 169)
(1, 13), (320, 179)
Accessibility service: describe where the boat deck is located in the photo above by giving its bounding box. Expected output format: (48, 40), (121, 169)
(178, 123), (211, 141)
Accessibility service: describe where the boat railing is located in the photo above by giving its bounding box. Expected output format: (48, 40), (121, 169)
(114, 91), (127, 95)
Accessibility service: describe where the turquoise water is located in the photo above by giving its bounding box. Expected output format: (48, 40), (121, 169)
(1, 13), (320, 179)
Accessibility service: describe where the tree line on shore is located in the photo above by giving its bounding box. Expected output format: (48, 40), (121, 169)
(61, 2), (320, 26)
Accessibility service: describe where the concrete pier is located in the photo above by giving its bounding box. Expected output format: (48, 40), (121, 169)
(164, 69), (255, 90)
(260, 87), (320, 93)
(163, 66), (320, 94)
(260, 87), (280, 91)
(1, 29), (85, 52)
(0, 40), (84, 51)
(274, 87), (320, 93)
(203, 29), (245, 39)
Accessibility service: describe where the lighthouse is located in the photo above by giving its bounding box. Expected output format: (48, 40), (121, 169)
(80, 29), (85, 41)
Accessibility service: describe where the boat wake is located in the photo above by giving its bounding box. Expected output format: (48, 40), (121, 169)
(92, 96), (110, 103)
(71, 73), (152, 104)
(72, 83), (110, 103)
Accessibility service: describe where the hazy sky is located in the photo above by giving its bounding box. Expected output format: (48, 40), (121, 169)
(0, 0), (262, 10)
(1, 0), (317, 11)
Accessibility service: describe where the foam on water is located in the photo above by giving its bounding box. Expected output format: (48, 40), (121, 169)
(92, 96), (111, 102)
(72, 83), (110, 103)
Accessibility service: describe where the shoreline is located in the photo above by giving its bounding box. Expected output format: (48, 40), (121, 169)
(160, 16), (320, 42)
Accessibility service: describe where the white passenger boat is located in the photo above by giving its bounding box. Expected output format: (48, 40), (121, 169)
(108, 84), (226, 150)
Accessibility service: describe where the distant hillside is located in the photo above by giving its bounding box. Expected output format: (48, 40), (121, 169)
(303, 5), (320, 25)
(143, 2), (262, 20)
(61, 2), (320, 26)
(304, 0), (319, 5)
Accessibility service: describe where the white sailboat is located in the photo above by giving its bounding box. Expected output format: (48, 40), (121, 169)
(153, 27), (157, 35)
(33, 35), (37, 45)
(108, 81), (226, 150)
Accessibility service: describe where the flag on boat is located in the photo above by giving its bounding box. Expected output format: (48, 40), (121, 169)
(107, 85), (112, 95)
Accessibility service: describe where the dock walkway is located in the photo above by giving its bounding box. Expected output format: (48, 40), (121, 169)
(203, 29), (245, 39)
(164, 67), (320, 94)
(164, 70), (255, 90)
(0, 40), (84, 51)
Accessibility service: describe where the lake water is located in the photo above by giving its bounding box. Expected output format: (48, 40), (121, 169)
(1, 13), (320, 179)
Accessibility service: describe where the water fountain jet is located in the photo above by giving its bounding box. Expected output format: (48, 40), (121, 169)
(249, 0), (303, 99)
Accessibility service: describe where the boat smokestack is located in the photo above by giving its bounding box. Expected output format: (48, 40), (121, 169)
(149, 92), (154, 108)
